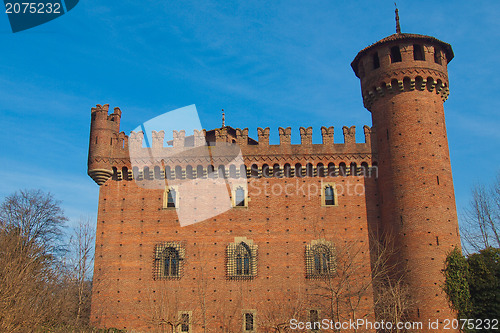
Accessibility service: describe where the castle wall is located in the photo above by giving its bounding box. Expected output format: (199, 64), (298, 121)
(91, 171), (379, 332)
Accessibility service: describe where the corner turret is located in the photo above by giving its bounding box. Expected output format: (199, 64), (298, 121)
(88, 104), (122, 185)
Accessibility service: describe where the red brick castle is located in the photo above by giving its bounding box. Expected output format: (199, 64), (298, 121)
(88, 20), (461, 332)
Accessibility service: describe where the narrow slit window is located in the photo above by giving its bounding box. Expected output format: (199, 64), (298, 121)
(244, 313), (254, 331)
(167, 188), (176, 208)
(235, 187), (245, 207)
(372, 52), (380, 69)
(324, 186), (335, 206)
(434, 47), (442, 64)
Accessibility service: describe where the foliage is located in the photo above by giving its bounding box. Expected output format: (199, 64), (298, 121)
(467, 247), (500, 328)
(443, 247), (500, 333)
(443, 247), (471, 318)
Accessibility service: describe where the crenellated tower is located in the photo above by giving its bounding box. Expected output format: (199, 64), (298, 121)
(351, 16), (461, 327)
(88, 103), (124, 185)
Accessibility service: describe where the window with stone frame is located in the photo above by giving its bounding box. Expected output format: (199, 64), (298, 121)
(321, 182), (337, 206)
(242, 310), (256, 332)
(154, 242), (185, 279)
(178, 311), (191, 332)
(232, 184), (248, 208)
(305, 240), (336, 278)
(227, 238), (257, 279)
(163, 186), (179, 209)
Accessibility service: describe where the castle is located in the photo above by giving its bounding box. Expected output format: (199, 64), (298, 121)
(88, 18), (461, 332)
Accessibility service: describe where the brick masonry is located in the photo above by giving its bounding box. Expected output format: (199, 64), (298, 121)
(88, 31), (461, 332)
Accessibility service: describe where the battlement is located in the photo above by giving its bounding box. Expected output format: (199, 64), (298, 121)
(124, 125), (373, 150)
(88, 105), (376, 185)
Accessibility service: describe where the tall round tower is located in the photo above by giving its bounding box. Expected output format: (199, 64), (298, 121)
(351, 13), (461, 327)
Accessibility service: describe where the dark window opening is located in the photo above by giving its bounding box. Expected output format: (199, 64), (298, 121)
(236, 243), (252, 276)
(313, 245), (331, 275)
(245, 313), (254, 331)
(434, 47), (442, 64)
(309, 310), (320, 331)
(324, 186), (335, 206)
(372, 53), (380, 69)
(413, 44), (425, 60)
(163, 247), (179, 277)
(390, 46), (402, 63)
(180, 313), (189, 332)
(167, 189), (176, 208)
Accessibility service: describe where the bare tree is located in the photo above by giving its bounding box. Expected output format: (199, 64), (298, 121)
(0, 189), (68, 254)
(67, 217), (95, 325)
(461, 175), (500, 253)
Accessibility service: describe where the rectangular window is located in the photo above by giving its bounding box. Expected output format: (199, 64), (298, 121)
(390, 46), (402, 63)
(321, 182), (337, 207)
(180, 313), (189, 332)
(309, 309), (320, 331)
(232, 185), (248, 208)
(244, 312), (254, 331)
(163, 186), (179, 209)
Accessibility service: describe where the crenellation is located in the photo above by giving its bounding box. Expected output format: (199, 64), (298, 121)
(299, 126), (313, 145)
(278, 127), (291, 145)
(343, 126), (356, 144)
(172, 130), (185, 147)
(152, 130), (165, 149)
(257, 127), (270, 145)
(321, 126), (334, 145)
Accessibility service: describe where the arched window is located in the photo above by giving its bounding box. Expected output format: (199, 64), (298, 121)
(165, 166), (172, 180)
(175, 166), (183, 179)
(339, 163), (347, 177)
(317, 163), (325, 177)
(350, 162), (358, 176)
(306, 163), (314, 177)
(218, 165), (226, 179)
(227, 238), (257, 279)
(273, 164), (281, 177)
(324, 185), (335, 206)
(163, 247), (180, 277)
(327, 163), (336, 177)
(306, 241), (335, 278)
(154, 242), (185, 279)
(360, 162), (369, 177)
(240, 164), (247, 179)
(251, 164), (259, 178)
(186, 165), (194, 179)
(295, 163), (303, 178)
(236, 243), (251, 275)
(262, 164), (271, 178)
(284, 163), (292, 177)
(313, 245), (331, 275)
(229, 164), (237, 178)
(196, 165), (205, 179)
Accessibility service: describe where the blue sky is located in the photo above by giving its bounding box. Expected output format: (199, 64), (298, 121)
(0, 1), (499, 227)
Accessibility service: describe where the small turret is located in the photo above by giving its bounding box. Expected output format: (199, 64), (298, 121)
(88, 104), (122, 185)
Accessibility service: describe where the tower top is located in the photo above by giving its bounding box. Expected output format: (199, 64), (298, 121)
(395, 3), (401, 34)
(351, 33), (454, 78)
(222, 109), (225, 127)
